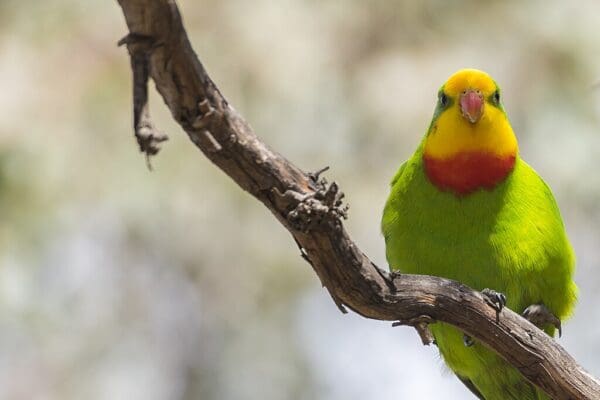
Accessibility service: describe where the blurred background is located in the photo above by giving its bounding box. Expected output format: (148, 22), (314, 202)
(1, 0), (600, 399)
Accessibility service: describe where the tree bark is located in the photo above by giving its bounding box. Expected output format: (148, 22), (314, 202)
(115, 1), (600, 399)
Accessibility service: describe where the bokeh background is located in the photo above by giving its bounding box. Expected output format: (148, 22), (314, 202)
(1, 1), (600, 399)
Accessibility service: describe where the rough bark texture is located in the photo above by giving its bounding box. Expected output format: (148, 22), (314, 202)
(115, 1), (600, 399)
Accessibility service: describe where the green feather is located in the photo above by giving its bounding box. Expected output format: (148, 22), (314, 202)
(382, 143), (577, 400)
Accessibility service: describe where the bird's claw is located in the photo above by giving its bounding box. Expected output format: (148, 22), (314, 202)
(481, 288), (507, 313)
(522, 304), (562, 337)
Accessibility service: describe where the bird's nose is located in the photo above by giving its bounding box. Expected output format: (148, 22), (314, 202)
(460, 89), (484, 123)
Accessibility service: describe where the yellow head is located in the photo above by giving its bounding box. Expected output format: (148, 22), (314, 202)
(423, 69), (518, 195)
(424, 68), (517, 159)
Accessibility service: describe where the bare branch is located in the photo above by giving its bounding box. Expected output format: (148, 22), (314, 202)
(115, 1), (600, 399)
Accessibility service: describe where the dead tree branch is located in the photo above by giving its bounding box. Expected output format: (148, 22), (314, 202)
(115, 1), (600, 399)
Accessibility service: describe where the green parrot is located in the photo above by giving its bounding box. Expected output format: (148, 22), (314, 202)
(381, 69), (577, 400)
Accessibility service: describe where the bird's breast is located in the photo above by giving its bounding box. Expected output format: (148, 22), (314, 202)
(423, 151), (516, 195)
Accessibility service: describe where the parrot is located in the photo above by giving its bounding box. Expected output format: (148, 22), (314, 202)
(381, 69), (577, 400)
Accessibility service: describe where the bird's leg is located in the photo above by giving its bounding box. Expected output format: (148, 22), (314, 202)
(522, 303), (562, 337)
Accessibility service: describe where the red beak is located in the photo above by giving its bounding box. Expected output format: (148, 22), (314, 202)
(460, 90), (484, 123)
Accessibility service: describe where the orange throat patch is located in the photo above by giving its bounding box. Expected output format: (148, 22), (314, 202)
(423, 151), (516, 195)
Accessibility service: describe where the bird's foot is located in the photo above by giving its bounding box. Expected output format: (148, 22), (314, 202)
(463, 334), (474, 347)
(522, 303), (562, 337)
(465, 289), (506, 347)
(481, 288), (507, 313)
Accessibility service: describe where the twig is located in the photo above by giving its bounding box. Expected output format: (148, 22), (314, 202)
(118, 32), (168, 169)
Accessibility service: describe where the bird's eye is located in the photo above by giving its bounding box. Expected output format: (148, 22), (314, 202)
(439, 92), (449, 107)
(492, 90), (500, 104)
